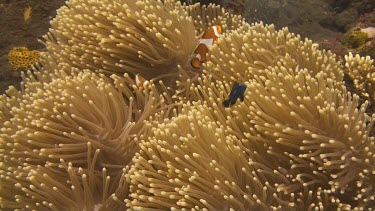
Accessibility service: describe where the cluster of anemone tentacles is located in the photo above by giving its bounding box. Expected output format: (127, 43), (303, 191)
(345, 53), (375, 105)
(1, 0), (375, 210)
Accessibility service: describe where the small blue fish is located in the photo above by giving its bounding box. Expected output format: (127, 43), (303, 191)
(223, 82), (247, 107)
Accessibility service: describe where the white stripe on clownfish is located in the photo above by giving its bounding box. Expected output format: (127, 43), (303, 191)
(190, 25), (222, 69)
(199, 38), (214, 48)
(212, 25), (221, 38)
(196, 26), (221, 47)
(195, 53), (202, 61)
(190, 43), (208, 69)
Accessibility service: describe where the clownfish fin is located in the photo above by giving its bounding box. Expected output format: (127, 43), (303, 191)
(191, 43), (207, 69)
(223, 82), (247, 107)
(191, 57), (202, 69)
(198, 31), (205, 39)
(202, 25), (222, 40)
(223, 99), (231, 107)
(240, 94), (245, 102)
(135, 74), (143, 86)
(135, 74), (150, 88)
(213, 25), (222, 37)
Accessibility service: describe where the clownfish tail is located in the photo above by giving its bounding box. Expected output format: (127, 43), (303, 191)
(191, 57), (202, 69)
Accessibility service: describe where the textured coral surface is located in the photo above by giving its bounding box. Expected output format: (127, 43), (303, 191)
(7, 47), (40, 70)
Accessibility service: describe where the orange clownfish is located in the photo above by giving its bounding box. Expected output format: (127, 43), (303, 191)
(191, 25), (222, 69)
(135, 74), (150, 88)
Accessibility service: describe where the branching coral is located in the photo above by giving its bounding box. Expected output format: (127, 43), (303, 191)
(345, 52), (375, 104)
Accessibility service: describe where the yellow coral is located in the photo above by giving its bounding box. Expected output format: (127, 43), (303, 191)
(7, 47), (40, 70)
(342, 28), (369, 49)
(345, 52), (375, 103)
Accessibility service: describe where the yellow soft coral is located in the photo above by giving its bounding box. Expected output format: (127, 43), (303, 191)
(345, 52), (375, 104)
(7, 47), (40, 70)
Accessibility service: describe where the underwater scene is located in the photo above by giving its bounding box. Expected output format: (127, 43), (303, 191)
(1, 0), (375, 210)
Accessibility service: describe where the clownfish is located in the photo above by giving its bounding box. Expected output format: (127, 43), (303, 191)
(191, 25), (222, 69)
(223, 82), (247, 107)
(135, 74), (150, 88)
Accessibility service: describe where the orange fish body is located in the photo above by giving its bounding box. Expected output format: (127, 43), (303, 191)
(201, 25), (222, 43)
(191, 25), (222, 69)
(190, 43), (208, 69)
(135, 74), (150, 88)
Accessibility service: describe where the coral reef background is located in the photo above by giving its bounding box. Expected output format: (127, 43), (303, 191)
(0, 0), (374, 94)
(0, 0), (65, 93)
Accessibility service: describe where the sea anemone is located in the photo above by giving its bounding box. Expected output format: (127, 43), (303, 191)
(0, 69), (175, 210)
(128, 66), (375, 210)
(1, 0), (375, 210)
(41, 0), (247, 89)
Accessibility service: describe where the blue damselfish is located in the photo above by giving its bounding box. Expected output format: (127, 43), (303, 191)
(223, 82), (247, 107)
